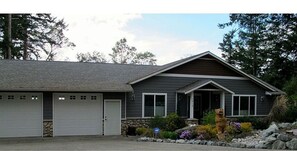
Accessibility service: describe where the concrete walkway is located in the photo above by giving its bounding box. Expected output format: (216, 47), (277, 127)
(0, 136), (287, 150)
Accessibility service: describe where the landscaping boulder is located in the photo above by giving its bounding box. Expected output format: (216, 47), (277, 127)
(293, 129), (297, 136)
(175, 126), (196, 134)
(272, 140), (286, 150)
(261, 123), (279, 138)
(278, 123), (291, 129)
(255, 142), (268, 149)
(286, 138), (297, 150)
(277, 134), (292, 142)
(176, 139), (186, 144)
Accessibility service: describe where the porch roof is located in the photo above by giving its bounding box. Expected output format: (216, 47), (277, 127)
(176, 79), (235, 94)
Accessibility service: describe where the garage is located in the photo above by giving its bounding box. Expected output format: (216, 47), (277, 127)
(0, 92), (43, 138)
(53, 93), (103, 136)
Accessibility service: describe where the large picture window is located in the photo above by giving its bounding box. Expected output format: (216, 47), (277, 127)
(232, 95), (256, 116)
(143, 93), (167, 117)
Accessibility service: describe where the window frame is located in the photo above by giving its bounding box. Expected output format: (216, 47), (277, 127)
(142, 93), (167, 118)
(232, 94), (257, 116)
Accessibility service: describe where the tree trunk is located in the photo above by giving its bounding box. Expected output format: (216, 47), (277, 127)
(23, 28), (28, 60)
(5, 14), (12, 59)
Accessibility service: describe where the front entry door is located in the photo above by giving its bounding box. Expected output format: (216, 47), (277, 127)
(104, 99), (121, 135)
(194, 94), (202, 119)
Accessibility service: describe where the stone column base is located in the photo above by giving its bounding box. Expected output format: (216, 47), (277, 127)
(185, 118), (199, 125)
(43, 120), (53, 137)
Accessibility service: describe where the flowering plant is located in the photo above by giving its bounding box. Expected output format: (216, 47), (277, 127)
(179, 130), (192, 140)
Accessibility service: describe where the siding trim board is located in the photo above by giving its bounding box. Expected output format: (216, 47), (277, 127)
(177, 80), (235, 94)
(158, 73), (248, 80)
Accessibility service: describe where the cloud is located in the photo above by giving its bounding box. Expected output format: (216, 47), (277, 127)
(53, 14), (221, 65)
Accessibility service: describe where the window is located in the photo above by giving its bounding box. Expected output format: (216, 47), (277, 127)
(0, 95), (2, 100)
(8, 95), (14, 100)
(58, 96), (65, 101)
(70, 96), (76, 100)
(91, 96), (97, 100)
(81, 96), (87, 100)
(232, 95), (256, 116)
(143, 93), (167, 117)
(20, 95), (26, 100)
(32, 96), (38, 100)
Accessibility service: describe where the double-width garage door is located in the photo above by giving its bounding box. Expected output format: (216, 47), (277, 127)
(0, 93), (43, 138)
(53, 93), (103, 136)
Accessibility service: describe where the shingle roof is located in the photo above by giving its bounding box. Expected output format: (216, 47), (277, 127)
(0, 60), (161, 92)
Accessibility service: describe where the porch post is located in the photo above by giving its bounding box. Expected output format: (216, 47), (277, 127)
(190, 92), (194, 119)
(220, 92), (225, 114)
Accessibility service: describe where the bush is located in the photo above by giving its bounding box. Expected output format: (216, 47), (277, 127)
(149, 113), (186, 131)
(281, 105), (297, 123)
(179, 130), (192, 140)
(240, 122), (252, 133)
(135, 127), (153, 137)
(267, 95), (288, 122)
(149, 116), (166, 130)
(225, 125), (236, 135)
(165, 113), (186, 131)
(236, 116), (269, 130)
(201, 110), (216, 125)
(160, 131), (178, 139)
(136, 127), (147, 135)
(196, 124), (217, 140)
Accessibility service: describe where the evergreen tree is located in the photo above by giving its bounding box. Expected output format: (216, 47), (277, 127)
(0, 14), (75, 60)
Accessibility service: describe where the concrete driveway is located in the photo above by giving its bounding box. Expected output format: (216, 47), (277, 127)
(0, 136), (286, 150)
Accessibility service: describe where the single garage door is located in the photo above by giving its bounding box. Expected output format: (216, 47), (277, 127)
(53, 93), (103, 136)
(0, 92), (43, 138)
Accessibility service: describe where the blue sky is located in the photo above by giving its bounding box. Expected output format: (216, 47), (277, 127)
(125, 14), (230, 44)
(57, 14), (232, 64)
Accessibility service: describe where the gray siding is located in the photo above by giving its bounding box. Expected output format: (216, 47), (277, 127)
(43, 92), (53, 120)
(103, 92), (126, 118)
(129, 76), (273, 117)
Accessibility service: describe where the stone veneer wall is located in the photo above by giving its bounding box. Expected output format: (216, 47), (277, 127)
(121, 119), (150, 135)
(43, 120), (53, 137)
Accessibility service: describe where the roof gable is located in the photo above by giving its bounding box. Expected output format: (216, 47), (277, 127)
(164, 54), (243, 77)
(129, 51), (284, 94)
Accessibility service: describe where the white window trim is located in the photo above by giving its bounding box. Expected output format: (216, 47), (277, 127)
(231, 94), (257, 117)
(142, 93), (167, 118)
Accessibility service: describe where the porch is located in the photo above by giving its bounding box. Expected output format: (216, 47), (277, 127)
(176, 80), (234, 123)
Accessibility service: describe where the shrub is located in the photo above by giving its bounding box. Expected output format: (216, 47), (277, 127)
(165, 113), (186, 131)
(149, 116), (166, 130)
(240, 122), (252, 133)
(267, 95), (288, 122)
(236, 116), (269, 130)
(160, 131), (178, 140)
(135, 127), (153, 137)
(136, 127), (147, 135)
(196, 124), (217, 140)
(201, 110), (216, 125)
(143, 128), (153, 137)
(281, 105), (297, 123)
(225, 125), (236, 135)
(179, 130), (192, 140)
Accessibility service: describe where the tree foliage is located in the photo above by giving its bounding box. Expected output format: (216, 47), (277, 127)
(0, 14), (75, 60)
(219, 14), (297, 89)
(77, 51), (107, 63)
(109, 38), (157, 65)
(109, 38), (136, 64)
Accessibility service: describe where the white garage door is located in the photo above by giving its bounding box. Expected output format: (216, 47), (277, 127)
(0, 92), (43, 138)
(53, 93), (103, 136)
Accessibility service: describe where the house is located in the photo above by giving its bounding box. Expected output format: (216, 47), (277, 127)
(0, 51), (283, 138)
